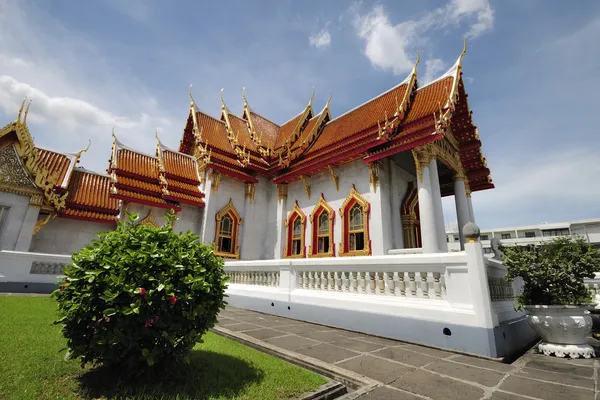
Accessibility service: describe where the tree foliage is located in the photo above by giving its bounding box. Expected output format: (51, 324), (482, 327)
(52, 211), (228, 372)
(502, 236), (600, 310)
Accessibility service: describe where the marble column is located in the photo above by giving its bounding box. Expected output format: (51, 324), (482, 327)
(454, 176), (471, 250)
(467, 194), (476, 225)
(15, 204), (40, 252)
(417, 163), (439, 253)
(428, 159), (447, 252)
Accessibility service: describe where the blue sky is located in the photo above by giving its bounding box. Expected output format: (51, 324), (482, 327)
(0, 0), (599, 230)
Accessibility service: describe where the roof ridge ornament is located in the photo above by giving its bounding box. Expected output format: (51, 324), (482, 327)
(16, 98), (26, 123)
(23, 99), (32, 125)
(242, 86), (248, 106)
(189, 84), (197, 109)
(309, 86), (315, 106)
(76, 139), (91, 159)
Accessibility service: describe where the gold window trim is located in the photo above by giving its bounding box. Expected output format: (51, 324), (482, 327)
(214, 199), (242, 259)
(308, 193), (334, 258)
(284, 200), (306, 258)
(339, 185), (371, 257)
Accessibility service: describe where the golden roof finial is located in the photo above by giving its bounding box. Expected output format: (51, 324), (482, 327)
(309, 86), (315, 106)
(220, 88), (226, 110)
(415, 50), (421, 67)
(242, 86), (248, 106)
(189, 84), (196, 108)
(23, 100), (32, 125)
(112, 126), (117, 139)
(325, 89), (332, 108)
(75, 139), (91, 160)
(16, 97), (27, 123)
(457, 37), (467, 67)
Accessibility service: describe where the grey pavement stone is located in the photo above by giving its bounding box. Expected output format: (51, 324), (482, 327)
(244, 318), (295, 328)
(372, 347), (438, 367)
(303, 330), (351, 343)
(488, 392), (538, 400)
(356, 336), (405, 347)
(262, 335), (321, 351)
(295, 343), (360, 364)
(499, 375), (593, 400)
(336, 355), (414, 384)
(243, 328), (287, 340)
(516, 367), (595, 389)
(401, 344), (455, 359)
(450, 355), (516, 372)
(355, 386), (422, 400)
(330, 338), (388, 353)
(274, 323), (328, 334)
(216, 319), (244, 327)
(390, 369), (485, 400)
(524, 358), (594, 378)
(425, 359), (505, 387)
(224, 322), (262, 332)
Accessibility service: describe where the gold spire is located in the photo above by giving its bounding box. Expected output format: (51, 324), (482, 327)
(155, 127), (161, 143)
(458, 37), (467, 68)
(242, 86), (248, 106)
(16, 98), (26, 123)
(23, 100), (32, 125)
(220, 88), (226, 110)
(309, 86), (315, 106)
(75, 139), (91, 159)
(325, 89), (332, 108)
(111, 126), (117, 140)
(189, 84), (196, 108)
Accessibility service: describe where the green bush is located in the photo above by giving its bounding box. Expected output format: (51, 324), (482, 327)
(52, 211), (228, 372)
(502, 236), (600, 310)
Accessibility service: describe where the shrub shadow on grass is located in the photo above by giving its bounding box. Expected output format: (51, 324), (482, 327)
(77, 349), (265, 399)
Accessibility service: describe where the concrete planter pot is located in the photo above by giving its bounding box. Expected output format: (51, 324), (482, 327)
(524, 305), (596, 359)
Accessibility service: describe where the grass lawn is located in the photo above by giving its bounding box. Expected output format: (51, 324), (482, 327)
(0, 296), (327, 400)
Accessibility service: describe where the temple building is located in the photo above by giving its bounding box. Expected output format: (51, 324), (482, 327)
(0, 42), (493, 259)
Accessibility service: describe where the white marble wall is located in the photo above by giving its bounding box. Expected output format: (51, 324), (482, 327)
(29, 217), (113, 254)
(0, 192), (37, 251)
(174, 204), (203, 235)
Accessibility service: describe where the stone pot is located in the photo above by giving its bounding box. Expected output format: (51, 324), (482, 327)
(524, 305), (596, 359)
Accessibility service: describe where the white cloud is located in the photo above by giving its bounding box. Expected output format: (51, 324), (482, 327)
(309, 28), (332, 49)
(351, 0), (494, 75)
(0, 1), (175, 169)
(422, 58), (447, 85)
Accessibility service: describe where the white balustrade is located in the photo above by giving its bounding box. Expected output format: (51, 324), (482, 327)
(585, 273), (600, 303)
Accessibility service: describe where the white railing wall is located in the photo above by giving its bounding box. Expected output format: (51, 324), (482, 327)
(585, 273), (600, 304)
(485, 257), (524, 325)
(0, 250), (70, 285)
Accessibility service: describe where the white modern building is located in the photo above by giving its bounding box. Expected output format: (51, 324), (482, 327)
(447, 218), (600, 256)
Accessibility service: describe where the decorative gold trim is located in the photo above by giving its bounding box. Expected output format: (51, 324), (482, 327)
(300, 175), (310, 200)
(308, 193), (335, 258)
(284, 200), (306, 259)
(245, 182), (256, 204)
(210, 170), (221, 192)
(339, 185), (371, 257)
(33, 213), (54, 235)
(214, 199), (242, 259)
(139, 209), (158, 227)
(277, 183), (288, 200)
(412, 137), (464, 183)
(367, 162), (381, 193)
(466, 236), (478, 244)
(328, 165), (339, 192)
(0, 103), (68, 211)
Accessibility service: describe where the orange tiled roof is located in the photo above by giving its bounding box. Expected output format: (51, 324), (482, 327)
(249, 111), (279, 148)
(36, 148), (76, 188)
(114, 175), (162, 196)
(291, 114), (321, 153)
(115, 148), (159, 181)
(196, 111), (236, 155)
(62, 208), (118, 222)
(227, 114), (258, 152)
(164, 178), (202, 195)
(164, 191), (205, 206)
(161, 147), (200, 183)
(113, 187), (169, 206)
(404, 77), (454, 124)
(305, 83), (409, 156)
(66, 169), (119, 212)
(275, 112), (304, 148)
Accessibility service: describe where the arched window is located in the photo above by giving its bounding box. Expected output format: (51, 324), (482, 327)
(339, 185), (371, 256)
(309, 193), (335, 257)
(214, 199), (242, 259)
(284, 201), (306, 258)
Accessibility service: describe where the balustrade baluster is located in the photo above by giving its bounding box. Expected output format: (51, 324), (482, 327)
(351, 271), (358, 293)
(315, 271), (322, 290)
(433, 272), (442, 299)
(344, 272), (350, 292)
(377, 272), (385, 295)
(420, 272), (429, 298)
(408, 272), (417, 297)
(328, 272), (335, 291)
(297, 271), (303, 288)
(308, 271), (314, 290)
(335, 271), (342, 292)
(398, 272), (406, 296)
(387, 272), (395, 296)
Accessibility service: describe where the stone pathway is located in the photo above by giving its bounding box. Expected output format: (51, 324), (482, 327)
(217, 306), (599, 400)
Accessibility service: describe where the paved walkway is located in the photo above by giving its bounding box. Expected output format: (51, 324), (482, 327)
(217, 306), (599, 400)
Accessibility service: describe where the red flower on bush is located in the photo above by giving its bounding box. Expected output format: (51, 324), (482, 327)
(144, 320), (152, 328)
(139, 288), (147, 295)
(154, 315), (159, 321)
(169, 295), (178, 305)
